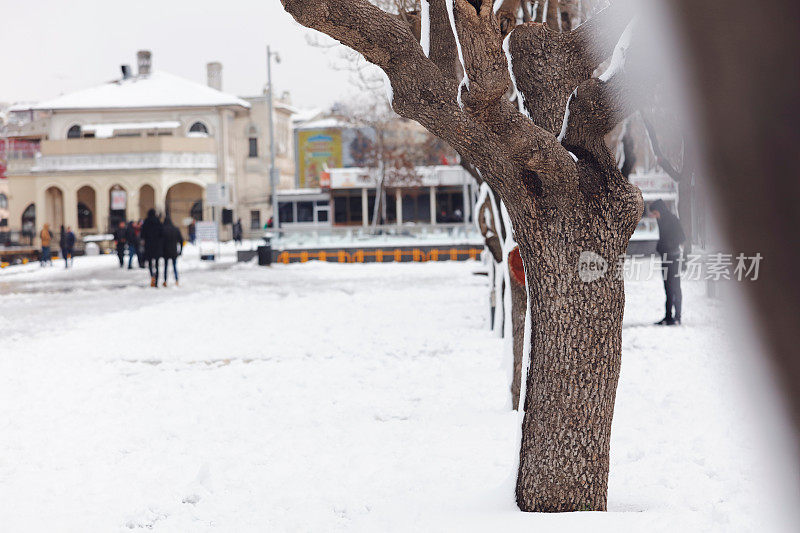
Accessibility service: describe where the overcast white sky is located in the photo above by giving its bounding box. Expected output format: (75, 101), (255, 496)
(0, 0), (358, 110)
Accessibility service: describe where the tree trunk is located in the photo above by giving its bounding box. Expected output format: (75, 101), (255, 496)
(513, 196), (635, 511)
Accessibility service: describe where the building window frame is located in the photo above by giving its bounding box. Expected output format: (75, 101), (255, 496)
(67, 124), (82, 139)
(250, 210), (261, 230)
(187, 121), (210, 137)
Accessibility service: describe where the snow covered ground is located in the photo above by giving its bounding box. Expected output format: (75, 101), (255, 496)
(0, 250), (796, 531)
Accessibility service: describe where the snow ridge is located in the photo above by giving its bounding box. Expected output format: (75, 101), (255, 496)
(503, 31), (531, 118)
(598, 18), (636, 82)
(420, 0), (431, 57)
(445, 0), (470, 109)
(557, 88), (577, 142)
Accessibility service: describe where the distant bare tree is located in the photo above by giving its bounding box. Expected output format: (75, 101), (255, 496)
(338, 96), (429, 230)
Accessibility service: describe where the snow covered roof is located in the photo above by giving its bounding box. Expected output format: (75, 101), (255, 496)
(31, 71), (251, 111)
(296, 117), (347, 130)
(292, 108), (324, 125)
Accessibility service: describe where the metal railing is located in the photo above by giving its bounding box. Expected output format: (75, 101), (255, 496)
(268, 223), (481, 249)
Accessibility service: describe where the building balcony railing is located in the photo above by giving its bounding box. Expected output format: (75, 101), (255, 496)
(25, 137), (218, 173)
(40, 136), (216, 156)
(31, 152), (217, 172)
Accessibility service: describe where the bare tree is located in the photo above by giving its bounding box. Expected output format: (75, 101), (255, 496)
(283, 0), (641, 511)
(339, 96), (454, 229)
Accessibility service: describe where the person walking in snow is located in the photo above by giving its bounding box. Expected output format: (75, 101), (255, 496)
(113, 221), (127, 268)
(39, 223), (53, 266)
(188, 219), (196, 245)
(232, 218), (243, 245)
(160, 216), (184, 287)
(141, 209), (164, 288)
(125, 221), (139, 270)
(649, 199), (686, 325)
(61, 226), (76, 268)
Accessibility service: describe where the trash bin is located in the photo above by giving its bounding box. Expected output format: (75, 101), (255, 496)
(257, 244), (272, 266)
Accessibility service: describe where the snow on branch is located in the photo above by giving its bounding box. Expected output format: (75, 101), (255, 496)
(420, 0), (431, 57)
(557, 88), (577, 142)
(598, 18), (635, 82)
(503, 31), (531, 119)
(445, 0), (471, 109)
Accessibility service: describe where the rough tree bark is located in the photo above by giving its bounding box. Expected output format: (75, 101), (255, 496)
(282, 0), (641, 511)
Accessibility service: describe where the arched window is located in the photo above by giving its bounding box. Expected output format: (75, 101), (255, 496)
(67, 125), (82, 139)
(0, 193), (7, 209)
(21, 204), (36, 242)
(189, 122), (209, 136)
(77, 202), (93, 229)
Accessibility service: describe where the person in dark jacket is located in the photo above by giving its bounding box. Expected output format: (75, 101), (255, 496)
(61, 226), (76, 268)
(160, 216), (184, 287)
(232, 218), (243, 245)
(188, 220), (196, 245)
(124, 221), (138, 270)
(59, 225), (67, 266)
(649, 199), (686, 325)
(113, 221), (127, 268)
(141, 209), (163, 287)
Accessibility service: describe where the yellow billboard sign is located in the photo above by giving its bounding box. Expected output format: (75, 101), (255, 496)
(297, 129), (342, 188)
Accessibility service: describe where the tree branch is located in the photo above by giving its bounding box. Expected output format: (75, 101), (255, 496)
(428, 0), (462, 80)
(569, 1), (635, 72)
(641, 114), (684, 183)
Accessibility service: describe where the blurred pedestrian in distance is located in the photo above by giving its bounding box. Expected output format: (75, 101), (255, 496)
(188, 219), (196, 245)
(113, 221), (127, 268)
(161, 216), (184, 287)
(135, 220), (145, 268)
(141, 209), (163, 288)
(125, 221), (139, 270)
(232, 218), (243, 245)
(650, 199), (686, 326)
(58, 225), (66, 263)
(61, 226), (75, 268)
(39, 223), (53, 266)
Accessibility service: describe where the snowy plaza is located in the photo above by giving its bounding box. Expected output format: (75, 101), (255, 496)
(0, 251), (789, 531)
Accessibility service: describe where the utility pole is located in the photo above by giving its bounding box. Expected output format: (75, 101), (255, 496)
(267, 45), (280, 231)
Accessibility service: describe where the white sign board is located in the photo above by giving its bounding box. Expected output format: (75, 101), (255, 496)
(195, 221), (218, 242)
(206, 183), (230, 207)
(110, 190), (127, 210)
(196, 221), (219, 259)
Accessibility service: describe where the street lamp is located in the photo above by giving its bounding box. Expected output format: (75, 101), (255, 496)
(267, 46), (281, 231)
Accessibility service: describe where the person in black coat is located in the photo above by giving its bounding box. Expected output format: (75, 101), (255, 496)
(125, 221), (139, 270)
(140, 209), (163, 287)
(649, 199), (686, 325)
(112, 221), (127, 268)
(232, 218), (243, 245)
(160, 216), (184, 287)
(61, 226), (76, 268)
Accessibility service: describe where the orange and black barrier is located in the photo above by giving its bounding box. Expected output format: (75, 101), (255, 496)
(274, 245), (483, 264)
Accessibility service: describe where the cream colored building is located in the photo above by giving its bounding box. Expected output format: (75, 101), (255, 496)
(1, 50), (295, 242)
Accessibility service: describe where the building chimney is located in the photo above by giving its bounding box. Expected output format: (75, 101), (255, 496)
(206, 62), (222, 91)
(121, 65), (132, 79)
(137, 50), (152, 77)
